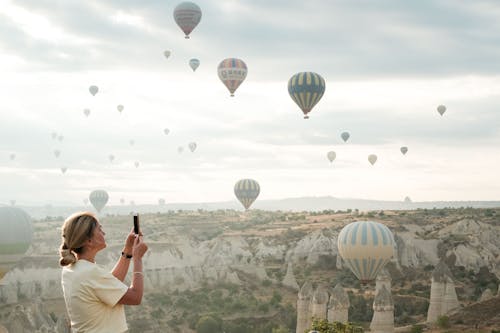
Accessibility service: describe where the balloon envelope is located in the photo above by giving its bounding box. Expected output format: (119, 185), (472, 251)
(163, 50), (171, 58)
(234, 179), (260, 210)
(437, 105), (446, 116)
(117, 105), (124, 113)
(288, 72), (325, 119)
(159, 198), (166, 205)
(89, 85), (98, 96)
(327, 151), (336, 162)
(54, 150), (61, 158)
(89, 190), (109, 213)
(341, 132), (350, 142)
(400, 146), (408, 155)
(0, 207), (33, 281)
(337, 220), (395, 283)
(109, 154), (115, 162)
(368, 154), (377, 165)
(164, 128), (170, 135)
(189, 58), (200, 71)
(217, 58), (247, 96)
(173, 2), (202, 39)
(9, 154), (15, 161)
(188, 142), (197, 152)
(83, 109), (90, 117)
(61, 167), (67, 174)
(134, 161), (139, 168)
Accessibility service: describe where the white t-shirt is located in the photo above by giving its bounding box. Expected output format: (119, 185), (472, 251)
(61, 260), (129, 333)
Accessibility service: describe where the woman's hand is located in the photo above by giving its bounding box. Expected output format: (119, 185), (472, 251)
(132, 235), (148, 259)
(123, 229), (136, 255)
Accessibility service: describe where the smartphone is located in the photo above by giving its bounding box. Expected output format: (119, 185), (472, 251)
(133, 213), (140, 235)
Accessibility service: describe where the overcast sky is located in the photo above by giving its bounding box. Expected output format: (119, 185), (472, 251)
(1, 0), (500, 206)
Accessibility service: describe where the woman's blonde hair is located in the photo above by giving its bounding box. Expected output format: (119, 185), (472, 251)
(59, 212), (97, 266)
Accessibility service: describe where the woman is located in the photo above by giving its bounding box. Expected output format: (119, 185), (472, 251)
(59, 212), (148, 333)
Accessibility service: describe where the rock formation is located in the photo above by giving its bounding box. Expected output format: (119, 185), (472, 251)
(375, 268), (391, 295)
(282, 261), (300, 291)
(296, 281), (313, 333)
(327, 283), (349, 323)
(427, 261), (460, 323)
(370, 285), (394, 333)
(310, 284), (329, 320)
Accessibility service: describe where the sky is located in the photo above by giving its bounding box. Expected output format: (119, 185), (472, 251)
(1, 0), (500, 206)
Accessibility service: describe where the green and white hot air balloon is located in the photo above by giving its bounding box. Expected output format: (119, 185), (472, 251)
(234, 179), (260, 210)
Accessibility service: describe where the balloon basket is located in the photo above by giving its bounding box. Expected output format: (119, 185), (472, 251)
(304, 115), (309, 119)
(230, 94), (234, 97)
(185, 36), (190, 39)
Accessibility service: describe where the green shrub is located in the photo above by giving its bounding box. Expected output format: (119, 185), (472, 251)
(410, 324), (424, 333)
(437, 315), (450, 329)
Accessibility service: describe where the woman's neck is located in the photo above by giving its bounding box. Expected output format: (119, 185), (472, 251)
(77, 252), (96, 263)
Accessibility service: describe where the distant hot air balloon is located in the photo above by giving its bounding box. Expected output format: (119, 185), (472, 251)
(117, 105), (124, 113)
(288, 72), (325, 119)
(89, 85), (98, 96)
(163, 50), (171, 59)
(61, 167), (68, 174)
(341, 132), (350, 142)
(327, 151), (336, 162)
(173, 2), (202, 39)
(188, 142), (197, 152)
(58, 135), (64, 142)
(109, 154), (115, 162)
(437, 105), (446, 116)
(51, 132), (57, 140)
(158, 198), (166, 205)
(400, 146), (408, 155)
(89, 189), (109, 213)
(178, 146), (184, 154)
(129, 140), (135, 146)
(368, 154), (377, 165)
(217, 58), (247, 97)
(189, 58), (200, 71)
(234, 179), (260, 210)
(120, 198), (125, 204)
(134, 161), (139, 168)
(9, 154), (15, 161)
(83, 109), (90, 117)
(54, 150), (61, 158)
(164, 128), (170, 135)
(337, 221), (395, 283)
(404, 196), (412, 203)
(0, 207), (33, 282)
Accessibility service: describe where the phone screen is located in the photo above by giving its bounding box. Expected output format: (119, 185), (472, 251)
(133, 213), (140, 234)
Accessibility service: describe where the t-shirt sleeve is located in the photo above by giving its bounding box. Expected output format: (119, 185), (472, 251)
(86, 266), (129, 307)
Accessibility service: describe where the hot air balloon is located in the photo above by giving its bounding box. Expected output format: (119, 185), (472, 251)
(54, 150), (61, 158)
(134, 161), (139, 168)
(437, 105), (446, 116)
(109, 154), (115, 162)
(61, 167), (68, 174)
(188, 142), (197, 152)
(173, 2), (202, 39)
(83, 109), (90, 117)
(217, 58), (247, 97)
(400, 147), (408, 155)
(341, 132), (350, 142)
(368, 154), (377, 165)
(288, 72), (325, 119)
(163, 50), (171, 59)
(120, 198), (125, 204)
(89, 190), (109, 213)
(89, 85), (98, 96)
(159, 198), (166, 205)
(327, 151), (336, 162)
(178, 146), (184, 154)
(404, 196), (412, 203)
(129, 140), (135, 146)
(189, 58), (200, 71)
(337, 220), (395, 283)
(9, 154), (15, 161)
(51, 132), (57, 140)
(58, 135), (64, 142)
(234, 179), (260, 210)
(164, 128), (170, 135)
(117, 105), (124, 113)
(0, 207), (33, 282)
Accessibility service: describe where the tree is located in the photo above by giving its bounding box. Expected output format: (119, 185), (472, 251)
(196, 315), (220, 333)
(309, 318), (363, 333)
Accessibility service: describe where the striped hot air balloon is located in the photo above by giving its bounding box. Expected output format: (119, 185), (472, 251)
(288, 72), (325, 119)
(89, 190), (109, 213)
(0, 206), (33, 282)
(234, 179), (260, 210)
(217, 58), (247, 97)
(337, 221), (395, 283)
(173, 2), (202, 39)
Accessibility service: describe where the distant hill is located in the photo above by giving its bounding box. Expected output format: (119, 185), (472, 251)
(10, 196), (500, 219)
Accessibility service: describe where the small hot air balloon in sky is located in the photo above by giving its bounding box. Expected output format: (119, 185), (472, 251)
(51, 132), (57, 140)
(178, 146), (184, 154)
(83, 109), (90, 117)
(163, 50), (171, 59)
(61, 167), (68, 174)
(400, 146), (408, 155)
(89, 189), (109, 213)
(173, 2), (202, 39)
(404, 196), (412, 203)
(327, 151), (336, 162)
(158, 198), (166, 205)
(189, 58), (200, 71)
(54, 150), (61, 158)
(109, 154), (115, 162)
(0, 207), (33, 282)
(368, 154), (377, 165)
(234, 179), (260, 210)
(58, 135), (64, 142)
(164, 128), (170, 135)
(337, 220), (395, 283)
(117, 105), (124, 113)
(217, 58), (247, 97)
(9, 153), (15, 161)
(120, 198), (125, 204)
(89, 85), (98, 96)
(134, 161), (140, 168)
(129, 140), (135, 146)
(188, 142), (197, 152)
(341, 132), (350, 142)
(437, 105), (446, 116)
(288, 72), (325, 119)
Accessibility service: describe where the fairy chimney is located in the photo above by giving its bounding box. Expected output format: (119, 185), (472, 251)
(370, 285), (394, 333)
(427, 261), (460, 323)
(327, 283), (350, 323)
(296, 281), (314, 333)
(310, 284), (329, 321)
